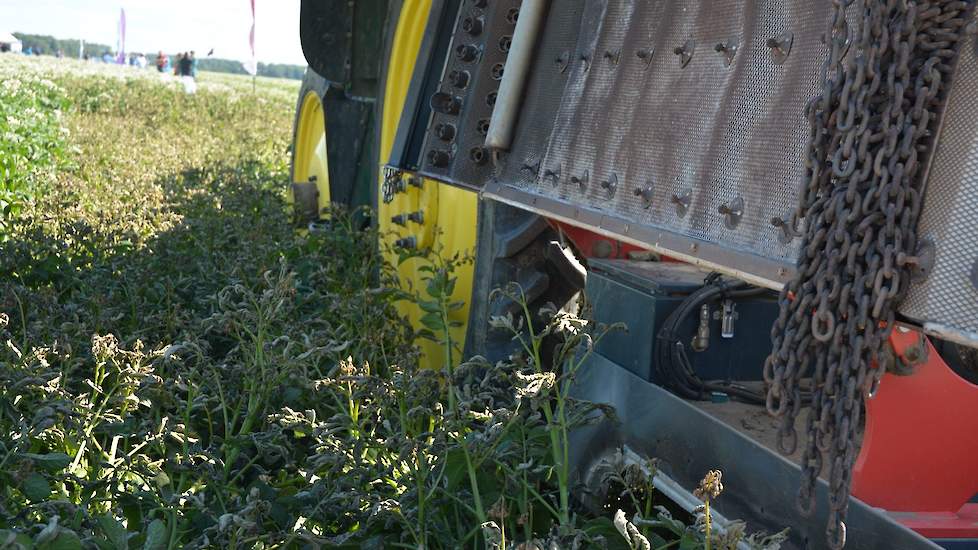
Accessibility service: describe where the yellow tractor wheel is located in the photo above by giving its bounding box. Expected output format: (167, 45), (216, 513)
(376, 0), (479, 370)
(289, 71), (331, 219)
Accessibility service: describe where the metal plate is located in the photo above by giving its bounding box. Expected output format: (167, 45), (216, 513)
(488, 0), (832, 285)
(417, 0), (522, 185)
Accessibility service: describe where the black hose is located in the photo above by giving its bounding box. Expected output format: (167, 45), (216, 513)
(654, 275), (803, 405)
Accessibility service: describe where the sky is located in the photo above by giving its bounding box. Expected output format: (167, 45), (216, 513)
(0, 0), (305, 65)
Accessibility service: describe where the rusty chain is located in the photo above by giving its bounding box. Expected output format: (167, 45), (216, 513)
(763, 0), (972, 547)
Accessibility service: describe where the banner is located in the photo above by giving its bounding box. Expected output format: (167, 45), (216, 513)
(116, 8), (126, 64)
(242, 0), (258, 76)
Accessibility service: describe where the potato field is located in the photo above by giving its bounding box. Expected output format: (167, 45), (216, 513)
(0, 55), (785, 550)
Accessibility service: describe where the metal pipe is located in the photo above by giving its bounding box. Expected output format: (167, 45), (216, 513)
(622, 447), (752, 550)
(485, 0), (548, 151)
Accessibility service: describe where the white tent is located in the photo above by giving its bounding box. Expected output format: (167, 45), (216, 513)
(0, 32), (22, 53)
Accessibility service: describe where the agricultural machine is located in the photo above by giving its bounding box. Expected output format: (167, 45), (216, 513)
(291, 0), (978, 548)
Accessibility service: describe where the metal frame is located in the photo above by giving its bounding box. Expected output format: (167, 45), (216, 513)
(484, 181), (794, 290)
(569, 351), (940, 550)
(388, 0), (462, 171)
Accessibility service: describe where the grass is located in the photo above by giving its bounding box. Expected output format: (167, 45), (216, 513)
(0, 54), (784, 549)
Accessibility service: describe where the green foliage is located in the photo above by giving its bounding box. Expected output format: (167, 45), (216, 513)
(0, 65), (71, 238)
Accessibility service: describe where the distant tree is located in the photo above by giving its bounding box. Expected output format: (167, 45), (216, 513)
(12, 32), (306, 80)
(257, 63), (305, 80)
(13, 32), (113, 59)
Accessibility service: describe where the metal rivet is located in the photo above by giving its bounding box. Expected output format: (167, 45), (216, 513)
(448, 69), (470, 89)
(491, 63), (505, 80)
(714, 38), (738, 67)
(544, 165), (561, 186)
(505, 7), (519, 24)
(600, 173), (618, 198)
(521, 160), (541, 176)
(434, 123), (456, 142)
(427, 149), (451, 168)
(673, 39), (695, 68)
(771, 216), (798, 244)
(395, 236), (417, 249)
(571, 170), (589, 191)
(455, 43), (480, 63)
(603, 48), (622, 66)
(580, 52), (592, 71)
(634, 185), (654, 209)
(498, 35), (512, 53)
(636, 47), (654, 67)
(718, 197), (745, 229)
(430, 92), (461, 115)
(766, 32), (793, 64)
(671, 191), (691, 218)
(408, 210), (424, 224)
(469, 147), (489, 166)
(555, 51), (570, 73)
(461, 15), (484, 36)
(690, 243), (699, 253)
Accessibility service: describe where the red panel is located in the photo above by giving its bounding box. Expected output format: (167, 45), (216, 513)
(887, 505), (978, 539)
(852, 328), (978, 537)
(549, 220), (647, 259)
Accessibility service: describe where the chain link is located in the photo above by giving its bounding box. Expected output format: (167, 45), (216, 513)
(765, 0), (972, 547)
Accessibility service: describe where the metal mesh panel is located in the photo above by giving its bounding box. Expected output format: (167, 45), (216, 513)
(497, 0), (587, 188)
(901, 27), (978, 345)
(509, 0), (833, 268)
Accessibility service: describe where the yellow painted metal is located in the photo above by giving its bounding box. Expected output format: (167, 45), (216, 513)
(379, 0), (479, 369)
(292, 90), (331, 211)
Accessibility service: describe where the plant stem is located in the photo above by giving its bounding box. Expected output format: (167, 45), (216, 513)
(705, 499), (712, 550)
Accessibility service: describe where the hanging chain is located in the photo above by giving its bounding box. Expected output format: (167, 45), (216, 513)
(764, 0), (973, 547)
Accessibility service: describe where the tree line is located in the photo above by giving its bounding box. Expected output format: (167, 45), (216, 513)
(12, 32), (306, 80)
